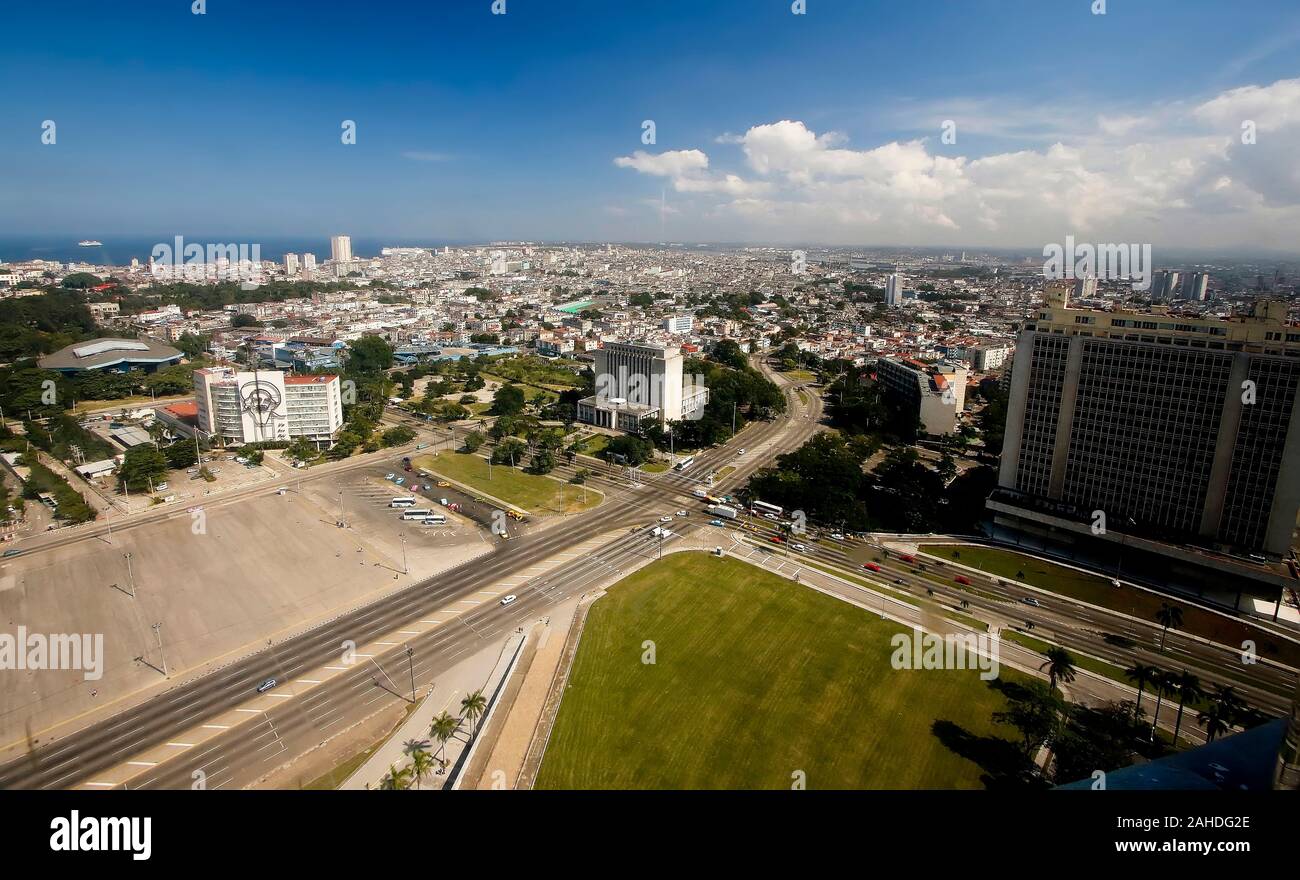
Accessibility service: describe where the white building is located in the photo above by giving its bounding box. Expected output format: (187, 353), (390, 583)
(577, 341), (709, 432)
(886, 273), (903, 307)
(284, 253), (300, 276)
(662, 314), (694, 334)
(194, 367), (344, 448)
(302, 253), (317, 280)
(330, 235), (352, 264)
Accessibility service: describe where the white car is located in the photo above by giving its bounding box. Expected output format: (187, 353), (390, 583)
(659, 515), (674, 523)
(675, 510), (688, 517)
(737, 448), (746, 455)
(500, 595), (517, 606)
(385, 473), (396, 480)
(792, 543), (808, 553)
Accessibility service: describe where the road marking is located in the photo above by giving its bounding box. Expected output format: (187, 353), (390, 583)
(235, 708), (263, 714)
(202, 724), (230, 730)
(397, 630), (420, 635)
(324, 665), (348, 671)
(297, 679), (322, 684)
(419, 619), (441, 624)
(165, 742), (194, 748)
(126, 761), (157, 767)
(84, 782), (116, 788)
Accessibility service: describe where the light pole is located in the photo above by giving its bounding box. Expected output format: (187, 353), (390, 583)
(152, 622), (168, 676)
(123, 552), (136, 599)
(400, 533), (408, 575)
(405, 645), (416, 703)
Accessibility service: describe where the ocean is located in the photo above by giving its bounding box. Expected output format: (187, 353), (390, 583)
(0, 236), (456, 266)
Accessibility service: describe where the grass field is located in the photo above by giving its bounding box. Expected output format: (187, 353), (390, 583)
(414, 452), (601, 515)
(535, 553), (1029, 789)
(921, 544), (1300, 667)
(783, 369), (817, 383)
(639, 461), (670, 473)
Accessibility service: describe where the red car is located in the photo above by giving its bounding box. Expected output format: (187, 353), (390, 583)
(863, 562), (881, 572)
(954, 575), (972, 586)
(770, 535), (784, 544)
(897, 553), (916, 563)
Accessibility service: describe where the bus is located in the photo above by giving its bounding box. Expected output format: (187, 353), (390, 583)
(750, 500), (783, 517)
(422, 513), (447, 525)
(401, 508), (433, 520)
(390, 497), (417, 508)
(674, 456), (695, 472)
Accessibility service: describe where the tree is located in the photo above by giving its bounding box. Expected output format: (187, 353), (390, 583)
(1124, 662), (1159, 717)
(1039, 647), (1077, 693)
(347, 335), (394, 376)
(403, 740), (435, 790)
(491, 383), (526, 417)
(378, 763), (412, 790)
(1167, 670), (1203, 745)
(429, 711), (460, 771)
(231, 313), (261, 328)
(1197, 685), (1245, 743)
(1147, 669), (1169, 742)
(162, 441), (198, 470)
(286, 437), (317, 462)
(118, 445), (168, 492)
(463, 431), (484, 453)
(381, 425), (415, 447)
(1155, 603), (1184, 651)
(491, 437), (527, 466)
(460, 689), (488, 736)
(993, 681), (1064, 761)
(527, 447), (555, 475)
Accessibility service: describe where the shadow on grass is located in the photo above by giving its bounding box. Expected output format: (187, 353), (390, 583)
(930, 720), (1046, 789)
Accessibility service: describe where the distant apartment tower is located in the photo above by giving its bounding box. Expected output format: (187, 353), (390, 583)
(885, 273), (903, 307)
(876, 357), (967, 436)
(1184, 272), (1210, 301)
(992, 287), (1300, 561)
(284, 253), (300, 276)
(193, 367), (344, 448)
(1151, 270), (1180, 301)
(302, 253), (317, 280)
(577, 341), (709, 432)
(1073, 276), (1098, 299)
(330, 235), (352, 264)
(663, 314), (694, 334)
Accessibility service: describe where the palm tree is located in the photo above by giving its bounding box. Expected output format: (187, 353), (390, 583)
(1147, 669), (1169, 742)
(1168, 670), (1203, 746)
(1197, 685), (1245, 743)
(1155, 602), (1184, 652)
(403, 739), (434, 790)
(461, 689), (488, 736)
(379, 763), (412, 791)
(1039, 647), (1077, 693)
(1125, 662), (1158, 717)
(429, 711), (461, 769)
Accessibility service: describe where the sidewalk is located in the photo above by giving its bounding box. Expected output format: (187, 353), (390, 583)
(340, 630), (527, 790)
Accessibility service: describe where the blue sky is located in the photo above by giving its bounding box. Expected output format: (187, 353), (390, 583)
(2, 0), (1299, 249)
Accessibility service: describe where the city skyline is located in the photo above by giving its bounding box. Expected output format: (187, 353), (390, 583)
(3, 1), (1300, 252)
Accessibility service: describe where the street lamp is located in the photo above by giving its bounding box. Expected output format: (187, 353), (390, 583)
(152, 622), (168, 677)
(123, 552), (136, 599)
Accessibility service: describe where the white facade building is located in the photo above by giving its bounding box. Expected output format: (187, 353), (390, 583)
(577, 341), (709, 432)
(330, 235), (353, 264)
(194, 368), (344, 448)
(662, 314), (694, 333)
(886, 273), (903, 307)
(284, 253), (300, 276)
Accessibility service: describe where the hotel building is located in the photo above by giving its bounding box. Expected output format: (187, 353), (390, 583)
(193, 367), (344, 448)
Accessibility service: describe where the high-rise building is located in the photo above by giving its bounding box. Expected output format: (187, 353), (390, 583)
(992, 287), (1300, 563)
(876, 357), (967, 436)
(663, 314), (694, 334)
(284, 253), (300, 276)
(302, 253), (316, 280)
(1073, 276), (1098, 299)
(885, 273), (902, 307)
(330, 235), (352, 264)
(577, 341), (709, 432)
(1184, 272), (1210, 301)
(193, 368), (344, 448)
(1151, 270), (1180, 301)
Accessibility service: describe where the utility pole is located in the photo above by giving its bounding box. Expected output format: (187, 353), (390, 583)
(400, 533), (408, 575)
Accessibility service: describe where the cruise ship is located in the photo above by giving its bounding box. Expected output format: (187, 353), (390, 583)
(77, 239), (102, 247)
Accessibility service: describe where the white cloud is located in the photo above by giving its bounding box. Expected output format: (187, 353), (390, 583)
(612, 78), (1300, 249)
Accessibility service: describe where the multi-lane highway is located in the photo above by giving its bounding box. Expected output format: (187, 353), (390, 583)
(0, 362), (822, 789)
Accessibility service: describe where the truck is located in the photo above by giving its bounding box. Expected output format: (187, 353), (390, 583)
(705, 504), (738, 520)
(692, 487), (709, 498)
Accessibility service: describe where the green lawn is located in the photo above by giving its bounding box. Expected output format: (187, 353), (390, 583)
(576, 434), (609, 456)
(783, 369), (816, 383)
(639, 461), (670, 473)
(414, 452), (601, 515)
(536, 553), (1029, 789)
(921, 544), (1300, 667)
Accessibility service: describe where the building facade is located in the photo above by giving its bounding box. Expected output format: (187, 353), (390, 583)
(577, 341), (709, 431)
(194, 367), (344, 448)
(994, 286), (1300, 560)
(876, 357), (968, 436)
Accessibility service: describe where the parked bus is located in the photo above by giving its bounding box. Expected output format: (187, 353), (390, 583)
(422, 513), (447, 525)
(390, 497), (417, 508)
(750, 500), (783, 517)
(401, 508), (433, 520)
(674, 456), (695, 472)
